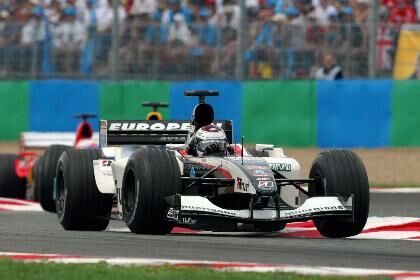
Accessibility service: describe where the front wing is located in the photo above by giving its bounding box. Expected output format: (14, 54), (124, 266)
(167, 195), (353, 225)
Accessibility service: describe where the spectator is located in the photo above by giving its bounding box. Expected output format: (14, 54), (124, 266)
(211, 27), (237, 77)
(187, 8), (217, 76)
(377, 7), (396, 74)
(161, 0), (192, 24)
(339, 6), (366, 76)
(0, 9), (22, 75)
(80, 0), (98, 74)
(195, 7), (217, 47)
(282, 6), (306, 78)
(163, 13), (192, 74)
(306, 13), (325, 71)
(389, 0), (416, 26)
(20, 5), (53, 74)
(216, 0), (240, 31)
(246, 6), (276, 79)
(314, 53), (343, 80)
(80, 0), (125, 73)
(52, 7), (85, 73)
(126, 0), (157, 16)
(382, 0), (397, 8)
(313, 0), (338, 26)
(325, 11), (343, 49)
(45, 0), (61, 24)
(168, 13), (192, 45)
(354, 0), (369, 23)
(21, 6), (46, 47)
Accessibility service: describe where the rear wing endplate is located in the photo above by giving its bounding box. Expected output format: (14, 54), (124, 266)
(99, 120), (233, 147)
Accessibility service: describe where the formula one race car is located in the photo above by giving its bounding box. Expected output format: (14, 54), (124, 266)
(0, 114), (98, 205)
(56, 91), (369, 238)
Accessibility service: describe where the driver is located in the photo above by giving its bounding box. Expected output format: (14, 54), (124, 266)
(187, 124), (228, 156)
(186, 99), (231, 156)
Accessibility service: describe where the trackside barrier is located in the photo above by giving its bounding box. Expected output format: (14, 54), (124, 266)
(0, 80), (418, 148)
(0, 82), (29, 140)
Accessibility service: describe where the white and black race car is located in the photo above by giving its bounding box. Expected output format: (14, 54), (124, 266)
(55, 91), (369, 238)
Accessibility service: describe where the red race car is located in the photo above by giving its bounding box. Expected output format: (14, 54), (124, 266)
(0, 114), (98, 212)
(0, 103), (168, 212)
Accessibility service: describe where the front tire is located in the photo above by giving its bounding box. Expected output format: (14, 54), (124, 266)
(0, 154), (26, 198)
(56, 149), (113, 231)
(309, 150), (369, 238)
(122, 147), (182, 234)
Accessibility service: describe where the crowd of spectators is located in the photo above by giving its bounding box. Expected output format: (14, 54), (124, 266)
(0, 0), (419, 79)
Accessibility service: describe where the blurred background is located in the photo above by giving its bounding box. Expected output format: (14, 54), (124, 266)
(0, 0), (417, 80)
(0, 0), (420, 187)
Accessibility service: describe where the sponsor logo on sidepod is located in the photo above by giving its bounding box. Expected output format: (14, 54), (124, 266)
(258, 181), (274, 188)
(270, 163), (292, 172)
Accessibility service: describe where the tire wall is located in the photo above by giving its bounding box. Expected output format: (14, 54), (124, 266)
(0, 79), (417, 148)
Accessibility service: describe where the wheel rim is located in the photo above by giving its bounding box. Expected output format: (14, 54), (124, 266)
(309, 169), (325, 196)
(123, 169), (136, 215)
(56, 168), (66, 217)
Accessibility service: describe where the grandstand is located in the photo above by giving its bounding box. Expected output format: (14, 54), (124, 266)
(0, 0), (418, 80)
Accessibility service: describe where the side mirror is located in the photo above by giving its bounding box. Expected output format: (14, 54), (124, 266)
(255, 144), (274, 152)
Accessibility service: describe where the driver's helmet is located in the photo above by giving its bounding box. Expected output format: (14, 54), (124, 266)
(190, 125), (228, 156)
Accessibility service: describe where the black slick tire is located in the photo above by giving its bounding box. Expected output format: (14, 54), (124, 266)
(309, 150), (369, 238)
(38, 145), (71, 212)
(122, 147), (182, 234)
(56, 149), (113, 231)
(0, 154), (26, 198)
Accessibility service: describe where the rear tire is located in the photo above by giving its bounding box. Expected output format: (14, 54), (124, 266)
(122, 147), (182, 234)
(38, 145), (71, 212)
(309, 150), (369, 238)
(56, 149), (113, 231)
(0, 154), (26, 198)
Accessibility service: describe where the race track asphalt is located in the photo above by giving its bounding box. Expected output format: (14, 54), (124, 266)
(0, 192), (419, 271)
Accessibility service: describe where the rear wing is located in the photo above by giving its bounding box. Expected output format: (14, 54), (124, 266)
(99, 120), (233, 147)
(20, 132), (99, 151)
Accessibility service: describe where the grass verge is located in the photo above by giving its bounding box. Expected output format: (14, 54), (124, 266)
(0, 259), (391, 280)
